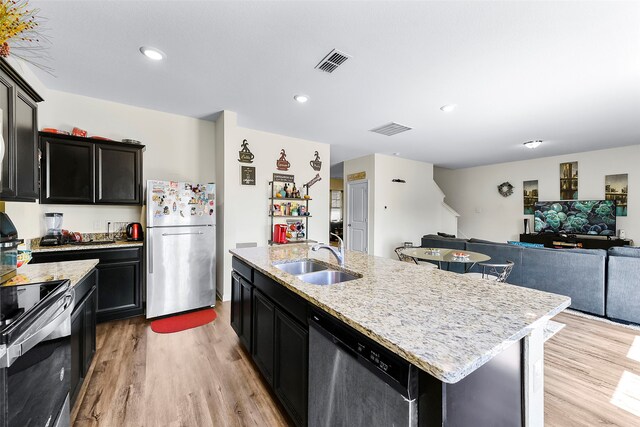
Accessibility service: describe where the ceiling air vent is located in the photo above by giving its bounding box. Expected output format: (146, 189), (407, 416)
(315, 49), (351, 73)
(369, 122), (412, 136)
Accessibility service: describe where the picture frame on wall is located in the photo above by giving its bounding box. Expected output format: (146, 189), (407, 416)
(605, 174), (628, 217)
(560, 161), (578, 200)
(523, 180), (538, 214)
(241, 166), (256, 185)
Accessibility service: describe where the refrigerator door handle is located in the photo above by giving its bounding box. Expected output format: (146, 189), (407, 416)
(161, 232), (204, 236)
(148, 231), (153, 274)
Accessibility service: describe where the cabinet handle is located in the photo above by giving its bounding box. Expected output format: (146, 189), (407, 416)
(148, 232), (153, 274)
(161, 232), (204, 236)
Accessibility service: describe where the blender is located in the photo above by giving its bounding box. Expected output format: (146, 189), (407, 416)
(40, 213), (64, 246)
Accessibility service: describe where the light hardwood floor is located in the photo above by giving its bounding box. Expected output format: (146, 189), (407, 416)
(72, 305), (640, 426)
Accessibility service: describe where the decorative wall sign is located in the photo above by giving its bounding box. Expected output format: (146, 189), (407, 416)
(305, 173), (322, 188)
(241, 166), (256, 185)
(605, 174), (628, 216)
(238, 139), (254, 163)
(497, 182), (514, 197)
(523, 180), (538, 214)
(560, 161), (578, 200)
(276, 149), (290, 171)
(310, 151), (322, 171)
(273, 173), (294, 183)
(347, 171), (366, 182)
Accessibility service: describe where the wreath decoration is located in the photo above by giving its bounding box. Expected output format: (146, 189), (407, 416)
(498, 182), (514, 197)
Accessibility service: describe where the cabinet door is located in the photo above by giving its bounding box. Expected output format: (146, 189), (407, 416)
(14, 90), (38, 200)
(95, 144), (142, 204)
(83, 287), (97, 375)
(40, 137), (94, 204)
(0, 69), (15, 198)
(252, 290), (275, 384)
(274, 309), (308, 427)
(96, 260), (142, 322)
(239, 278), (253, 351)
(230, 272), (242, 336)
(70, 303), (84, 406)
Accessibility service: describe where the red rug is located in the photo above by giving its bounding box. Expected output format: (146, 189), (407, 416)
(151, 308), (217, 334)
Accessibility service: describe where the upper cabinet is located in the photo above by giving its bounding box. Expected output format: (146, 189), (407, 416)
(40, 132), (144, 205)
(0, 58), (44, 202)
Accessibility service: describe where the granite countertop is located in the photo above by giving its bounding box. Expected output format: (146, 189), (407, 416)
(230, 245), (571, 384)
(31, 240), (143, 253)
(2, 259), (99, 287)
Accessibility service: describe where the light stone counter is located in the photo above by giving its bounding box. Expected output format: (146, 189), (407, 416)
(31, 240), (143, 253)
(230, 244), (570, 384)
(3, 259), (99, 287)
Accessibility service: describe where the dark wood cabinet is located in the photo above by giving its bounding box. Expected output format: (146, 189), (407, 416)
(70, 302), (84, 404)
(230, 272), (242, 336)
(252, 290), (275, 384)
(0, 58), (43, 202)
(31, 247), (144, 322)
(274, 308), (308, 426)
(39, 132), (144, 205)
(96, 143), (142, 204)
(96, 260), (142, 321)
(231, 258), (309, 427)
(239, 277), (253, 351)
(40, 137), (94, 204)
(69, 270), (98, 406)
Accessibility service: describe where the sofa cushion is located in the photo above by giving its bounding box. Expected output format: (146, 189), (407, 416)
(519, 247), (606, 315)
(607, 255), (640, 324)
(608, 246), (640, 258)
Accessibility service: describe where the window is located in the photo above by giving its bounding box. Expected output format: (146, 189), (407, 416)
(330, 190), (343, 221)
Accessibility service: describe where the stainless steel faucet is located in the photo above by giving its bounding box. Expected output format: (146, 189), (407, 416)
(311, 233), (345, 266)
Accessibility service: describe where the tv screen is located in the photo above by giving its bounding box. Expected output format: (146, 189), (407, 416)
(534, 200), (616, 236)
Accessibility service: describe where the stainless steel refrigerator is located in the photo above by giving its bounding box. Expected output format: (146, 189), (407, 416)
(146, 180), (216, 319)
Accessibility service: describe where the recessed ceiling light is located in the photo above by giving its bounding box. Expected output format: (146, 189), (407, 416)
(139, 46), (165, 61)
(440, 104), (457, 112)
(393, 152), (401, 156)
(523, 140), (543, 149)
(293, 94), (309, 103)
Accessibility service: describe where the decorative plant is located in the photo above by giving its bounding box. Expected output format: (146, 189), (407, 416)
(0, 0), (52, 73)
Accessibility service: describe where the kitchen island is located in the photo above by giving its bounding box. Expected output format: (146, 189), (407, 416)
(230, 244), (570, 427)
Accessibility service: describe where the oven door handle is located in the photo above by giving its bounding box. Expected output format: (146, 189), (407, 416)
(2, 289), (75, 368)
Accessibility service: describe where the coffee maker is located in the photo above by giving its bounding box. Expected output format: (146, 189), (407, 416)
(40, 212), (65, 246)
(0, 212), (22, 283)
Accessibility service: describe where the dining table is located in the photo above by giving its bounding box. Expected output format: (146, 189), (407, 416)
(399, 247), (491, 273)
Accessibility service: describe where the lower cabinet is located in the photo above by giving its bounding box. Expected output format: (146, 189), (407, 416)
(274, 308), (308, 427)
(231, 258), (308, 427)
(31, 246), (144, 322)
(252, 290), (275, 383)
(70, 271), (98, 406)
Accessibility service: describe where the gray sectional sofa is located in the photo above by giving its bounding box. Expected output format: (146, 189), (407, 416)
(421, 234), (616, 319)
(606, 247), (640, 324)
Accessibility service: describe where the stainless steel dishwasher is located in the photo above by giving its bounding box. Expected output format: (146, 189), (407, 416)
(308, 310), (418, 427)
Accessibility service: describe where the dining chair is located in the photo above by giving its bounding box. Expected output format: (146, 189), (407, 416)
(465, 260), (515, 283)
(395, 247), (418, 264)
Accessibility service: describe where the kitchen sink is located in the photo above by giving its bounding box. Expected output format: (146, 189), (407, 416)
(274, 260), (329, 275)
(296, 270), (360, 286)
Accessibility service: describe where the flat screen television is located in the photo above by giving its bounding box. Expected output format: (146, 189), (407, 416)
(534, 200), (616, 236)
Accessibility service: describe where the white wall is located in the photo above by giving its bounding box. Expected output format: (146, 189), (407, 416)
(343, 154), (458, 258)
(217, 111), (331, 300)
(434, 145), (640, 243)
(5, 89), (216, 238)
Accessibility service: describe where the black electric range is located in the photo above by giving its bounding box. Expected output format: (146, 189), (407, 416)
(0, 279), (73, 427)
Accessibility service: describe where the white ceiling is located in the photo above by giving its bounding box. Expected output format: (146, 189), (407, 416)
(30, 1), (640, 169)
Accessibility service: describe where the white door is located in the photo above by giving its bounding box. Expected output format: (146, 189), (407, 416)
(347, 181), (368, 252)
